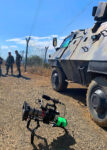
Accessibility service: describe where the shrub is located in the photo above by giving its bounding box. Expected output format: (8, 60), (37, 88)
(27, 55), (43, 66)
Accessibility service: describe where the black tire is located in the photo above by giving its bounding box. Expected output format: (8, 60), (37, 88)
(87, 77), (107, 127)
(51, 67), (68, 92)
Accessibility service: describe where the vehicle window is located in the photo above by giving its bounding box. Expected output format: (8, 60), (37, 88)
(60, 35), (74, 48)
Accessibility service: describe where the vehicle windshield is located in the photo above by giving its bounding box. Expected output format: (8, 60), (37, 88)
(60, 34), (74, 48)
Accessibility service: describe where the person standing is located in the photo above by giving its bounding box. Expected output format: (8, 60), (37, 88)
(0, 57), (3, 77)
(5, 52), (14, 75)
(15, 50), (22, 77)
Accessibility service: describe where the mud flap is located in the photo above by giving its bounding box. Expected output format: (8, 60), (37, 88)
(78, 67), (88, 85)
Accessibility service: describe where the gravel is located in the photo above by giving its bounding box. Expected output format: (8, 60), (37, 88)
(0, 70), (107, 150)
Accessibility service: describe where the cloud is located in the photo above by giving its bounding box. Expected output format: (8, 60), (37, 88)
(6, 38), (26, 45)
(6, 36), (54, 48)
(59, 36), (66, 40)
(1, 45), (9, 49)
(6, 35), (65, 56)
(29, 39), (53, 49)
(51, 35), (58, 38)
(31, 36), (51, 40)
(6, 38), (20, 42)
(10, 45), (17, 48)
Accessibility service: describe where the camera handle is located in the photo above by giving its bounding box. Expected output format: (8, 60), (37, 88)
(45, 103), (56, 111)
(27, 119), (40, 144)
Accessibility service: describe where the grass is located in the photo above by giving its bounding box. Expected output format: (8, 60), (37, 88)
(27, 66), (51, 77)
(2, 56), (51, 77)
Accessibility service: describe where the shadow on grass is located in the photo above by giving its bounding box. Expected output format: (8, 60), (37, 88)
(12, 74), (31, 80)
(0, 74), (7, 77)
(32, 128), (76, 150)
(0, 74), (31, 80)
(61, 88), (87, 106)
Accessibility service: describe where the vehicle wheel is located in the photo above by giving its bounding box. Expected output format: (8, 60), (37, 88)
(87, 77), (107, 127)
(51, 67), (68, 92)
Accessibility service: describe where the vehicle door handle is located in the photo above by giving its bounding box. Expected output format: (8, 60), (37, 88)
(82, 46), (89, 52)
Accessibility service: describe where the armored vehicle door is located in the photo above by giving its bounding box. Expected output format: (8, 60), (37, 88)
(61, 31), (84, 60)
(60, 31), (85, 82)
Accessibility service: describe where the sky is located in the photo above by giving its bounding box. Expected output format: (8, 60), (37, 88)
(0, 0), (103, 59)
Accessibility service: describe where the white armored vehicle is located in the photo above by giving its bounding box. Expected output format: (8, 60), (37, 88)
(49, 2), (107, 127)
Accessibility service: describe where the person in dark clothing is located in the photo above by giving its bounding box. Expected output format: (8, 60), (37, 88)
(0, 57), (3, 77)
(5, 52), (14, 75)
(15, 50), (22, 77)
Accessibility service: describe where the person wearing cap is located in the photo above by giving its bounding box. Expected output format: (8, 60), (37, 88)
(15, 50), (22, 77)
(5, 52), (14, 75)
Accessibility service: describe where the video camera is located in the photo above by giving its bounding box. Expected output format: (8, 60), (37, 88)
(22, 95), (67, 144)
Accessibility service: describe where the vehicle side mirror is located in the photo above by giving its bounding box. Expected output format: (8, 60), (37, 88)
(92, 6), (97, 16)
(53, 38), (57, 47)
(56, 47), (60, 51)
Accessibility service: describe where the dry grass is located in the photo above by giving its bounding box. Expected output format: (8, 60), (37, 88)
(22, 65), (51, 77)
(1, 64), (51, 77)
(0, 67), (107, 150)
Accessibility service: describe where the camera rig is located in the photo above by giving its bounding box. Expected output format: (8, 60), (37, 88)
(22, 95), (67, 144)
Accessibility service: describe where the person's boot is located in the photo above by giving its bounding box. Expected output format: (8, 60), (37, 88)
(5, 68), (8, 75)
(5, 72), (8, 76)
(11, 72), (13, 76)
(17, 74), (21, 77)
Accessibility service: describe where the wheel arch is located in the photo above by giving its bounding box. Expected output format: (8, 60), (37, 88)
(89, 72), (107, 83)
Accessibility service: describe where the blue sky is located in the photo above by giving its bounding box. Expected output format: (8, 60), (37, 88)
(0, 0), (102, 59)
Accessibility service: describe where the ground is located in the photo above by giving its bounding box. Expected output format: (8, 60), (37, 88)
(0, 67), (107, 150)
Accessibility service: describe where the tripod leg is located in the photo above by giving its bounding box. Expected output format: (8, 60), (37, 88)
(31, 120), (40, 144)
(31, 130), (35, 144)
(27, 119), (31, 130)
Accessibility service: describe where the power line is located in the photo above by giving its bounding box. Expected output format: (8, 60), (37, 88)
(24, 0), (42, 71)
(60, 0), (94, 35)
(29, 0), (42, 37)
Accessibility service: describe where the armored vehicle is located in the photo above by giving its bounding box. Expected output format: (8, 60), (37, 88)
(49, 2), (107, 127)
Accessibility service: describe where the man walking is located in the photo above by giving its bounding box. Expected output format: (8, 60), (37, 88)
(15, 50), (22, 77)
(5, 52), (14, 75)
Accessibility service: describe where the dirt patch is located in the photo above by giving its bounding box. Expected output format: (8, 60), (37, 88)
(0, 68), (107, 150)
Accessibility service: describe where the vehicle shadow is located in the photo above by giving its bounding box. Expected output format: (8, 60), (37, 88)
(102, 127), (107, 131)
(61, 88), (87, 106)
(32, 128), (76, 150)
(61, 88), (107, 130)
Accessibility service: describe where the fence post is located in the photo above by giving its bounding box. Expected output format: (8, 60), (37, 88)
(24, 37), (31, 72)
(44, 46), (49, 64)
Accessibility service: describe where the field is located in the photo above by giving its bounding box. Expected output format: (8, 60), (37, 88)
(0, 66), (107, 150)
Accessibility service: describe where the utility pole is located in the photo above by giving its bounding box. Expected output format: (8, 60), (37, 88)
(24, 37), (31, 72)
(44, 46), (49, 64)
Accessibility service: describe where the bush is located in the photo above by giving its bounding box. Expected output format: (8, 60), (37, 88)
(27, 55), (43, 66)
(27, 55), (50, 69)
(43, 63), (50, 68)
